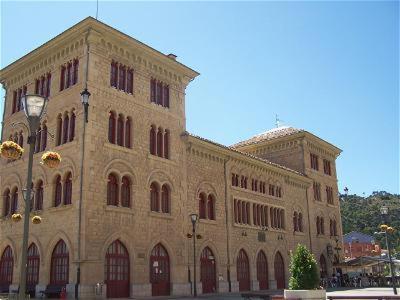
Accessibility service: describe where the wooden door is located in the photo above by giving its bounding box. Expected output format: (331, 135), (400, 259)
(274, 252), (285, 289)
(200, 247), (216, 293)
(150, 244), (170, 296)
(257, 251), (268, 290)
(105, 240), (129, 298)
(237, 249), (250, 291)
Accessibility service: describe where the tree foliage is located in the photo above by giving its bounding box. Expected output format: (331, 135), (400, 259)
(340, 191), (400, 258)
(289, 244), (320, 290)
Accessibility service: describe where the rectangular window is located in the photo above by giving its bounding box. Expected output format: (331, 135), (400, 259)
(323, 159), (332, 175)
(60, 59), (78, 91)
(119, 65), (126, 91)
(313, 182), (321, 201)
(127, 69), (133, 94)
(326, 186), (334, 204)
(60, 66), (66, 91)
(310, 153), (319, 170)
(150, 79), (156, 103)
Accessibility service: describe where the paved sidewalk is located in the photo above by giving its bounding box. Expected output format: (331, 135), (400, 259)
(326, 287), (399, 297)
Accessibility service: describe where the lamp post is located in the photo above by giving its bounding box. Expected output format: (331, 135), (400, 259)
(76, 88), (91, 299)
(378, 205), (397, 295)
(19, 95), (48, 300)
(190, 213), (198, 297)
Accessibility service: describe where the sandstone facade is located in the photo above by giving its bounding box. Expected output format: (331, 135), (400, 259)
(0, 17), (343, 298)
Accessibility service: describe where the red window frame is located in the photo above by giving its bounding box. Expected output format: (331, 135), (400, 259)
(150, 182), (159, 212)
(108, 112), (116, 144)
(163, 85), (169, 108)
(73, 59), (79, 85)
(107, 174), (119, 206)
(119, 65), (126, 91)
(62, 115), (69, 144)
(12, 90), (17, 114)
(199, 193), (206, 219)
(127, 69), (133, 94)
(35, 181), (43, 211)
(27, 243), (40, 286)
(161, 184), (170, 213)
(207, 195), (215, 220)
(157, 128), (163, 157)
(150, 126), (156, 155)
(69, 113), (75, 142)
(63, 173), (72, 205)
(60, 66), (66, 91)
(121, 176), (130, 208)
(125, 118), (131, 148)
(0, 246), (13, 288)
(55, 176), (62, 206)
(150, 79), (156, 103)
(164, 130), (169, 159)
(56, 115), (62, 146)
(3, 189), (10, 217)
(50, 240), (69, 285)
(105, 240), (130, 298)
(11, 188), (18, 214)
(117, 115), (124, 146)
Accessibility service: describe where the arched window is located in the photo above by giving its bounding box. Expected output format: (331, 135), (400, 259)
(125, 118), (131, 148)
(237, 249), (250, 291)
(3, 189), (10, 217)
(199, 193), (206, 219)
(161, 184), (170, 213)
(319, 255), (327, 278)
(298, 213), (303, 232)
(35, 181), (43, 211)
(35, 127), (41, 153)
(54, 175), (62, 206)
(164, 130), (169, 159)
(207, 194), (215, 220)
(150, 126), (156, 155)
(0, 246), (13, 291)
(105, 240), (130, 298)
(121, 176), (131, 208)
(50, 240), (69, 285)
(41, 124), (47, 151)
(117, 114), (124, 146)
(62, 114), (69, 144)
(293, 212), (298, 232)
(107, 174), (118, 206)
(63, 172), (72, 205)
(69, 112), (75, 142)
(150, 182), (159, 212)
(157, 128), (163, 157)
(108, 112), (116, 144)
(11, 188), (18, 214)
(56, 115), (62, 146)
(18, 131), (24, 148)
(27, 243), (40, 287)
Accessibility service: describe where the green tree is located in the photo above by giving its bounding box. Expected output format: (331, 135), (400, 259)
(289, 244), (320, 290)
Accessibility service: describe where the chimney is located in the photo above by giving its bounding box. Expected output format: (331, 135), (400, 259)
(167, 53), (177, 60)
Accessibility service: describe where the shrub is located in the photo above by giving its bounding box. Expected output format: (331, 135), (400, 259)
(289, 244), (320, 290)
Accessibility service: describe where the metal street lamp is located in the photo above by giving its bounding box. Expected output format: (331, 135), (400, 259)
(76, 88), (91, 299)
(377, 206), (397, 295)
(19, 94), (48, 300)
(190, 213), (199, 297)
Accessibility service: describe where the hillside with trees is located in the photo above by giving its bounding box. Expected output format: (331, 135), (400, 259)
(340, 191), (400, 258)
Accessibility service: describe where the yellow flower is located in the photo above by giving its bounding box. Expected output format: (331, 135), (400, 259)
(11, 213), (22, 222)
(387, 227), (395, 234)
(380, 224), (388, 231)
(32, 216), (42, 224)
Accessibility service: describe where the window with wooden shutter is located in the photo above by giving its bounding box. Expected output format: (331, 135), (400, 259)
(63, 115), (69, 144)
(121, 176), (131, 208)
(125, 118), (131, 148)
(150, 182), (159, 212)
(108, 112), (116, 144)
(127, 69), (133, 94)
(69, 112), (75, 142)
(60, 66), (66, 91)
(107, 174), (119, 206)
(64, 172), (72, 205)
(150, 126), (156, 155)
(54, 176), (62, 206)
(161, 184), (170, 213)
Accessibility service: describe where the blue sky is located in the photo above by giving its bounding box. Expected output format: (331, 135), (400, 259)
(1, 1), (398, 196)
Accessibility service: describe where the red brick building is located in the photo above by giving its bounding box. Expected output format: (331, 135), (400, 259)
(343, 232), (381, 259)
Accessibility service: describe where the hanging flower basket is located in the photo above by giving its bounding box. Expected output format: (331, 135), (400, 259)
(0, 141), (24, 160)
(41, 151), (61, 168)
(32, 215), (42, 224)
(380, 224), (388, 231)
(12, 213), (22, 222)
(387, 226), (395, 234)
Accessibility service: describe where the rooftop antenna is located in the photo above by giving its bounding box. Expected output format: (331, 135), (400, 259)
(96, 0), (99, 20)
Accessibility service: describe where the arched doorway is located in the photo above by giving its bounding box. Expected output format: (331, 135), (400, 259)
(105, 240), (130, 298)
(274, 252), (285, 289)
(150, 244), (170, 296)
(319, 254), (327, 278)
(50, 240), (69, 286)
(257, 251), (268, 290)
(0, 246), (13, 292)
(237, 249), (250, 291)
(200, 247), (216, 293)
(27, 243), (40, 297)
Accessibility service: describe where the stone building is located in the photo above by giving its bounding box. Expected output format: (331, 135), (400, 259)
(0, 17), (343, 298)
